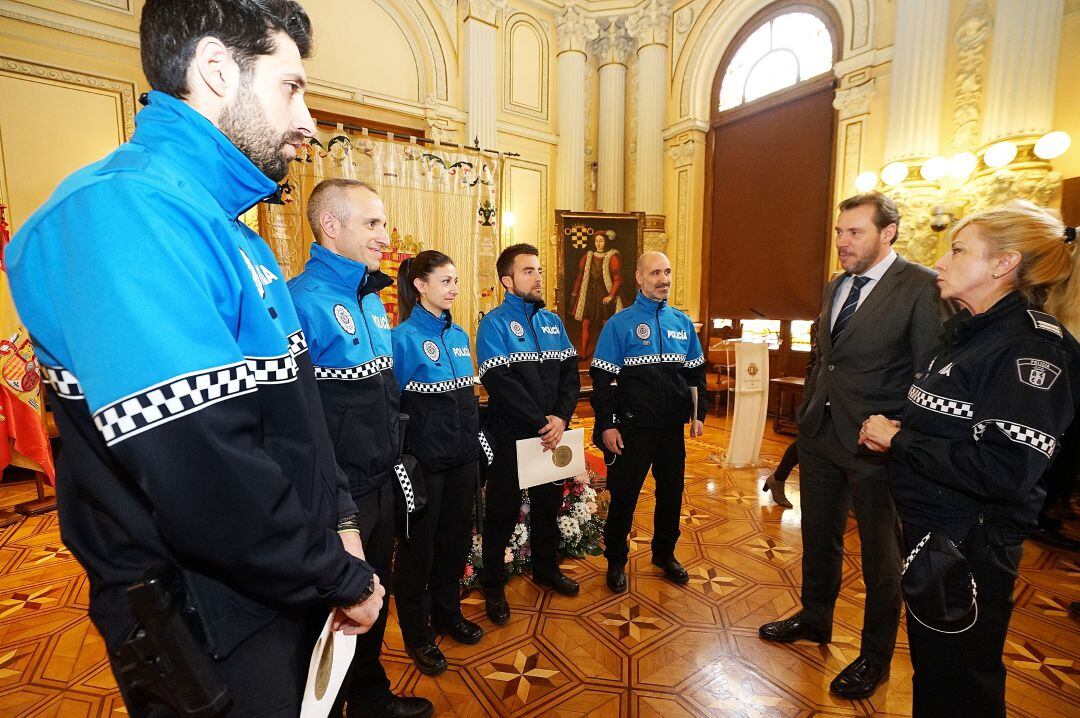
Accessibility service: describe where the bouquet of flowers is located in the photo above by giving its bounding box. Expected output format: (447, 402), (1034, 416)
(461, 469), (605, 588)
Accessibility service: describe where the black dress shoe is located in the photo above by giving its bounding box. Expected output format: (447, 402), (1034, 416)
(405, 642), (447, 676)
(484, 588), (511, 625)
(758, 614), (831, 644)
(829, 655), (888, 699)
(435, 615), (484, 645)
(348, 694), (435, 718)
(651, 556), (689, 584)
(606, 564), (627, 593)
(534, 572), (580, 595)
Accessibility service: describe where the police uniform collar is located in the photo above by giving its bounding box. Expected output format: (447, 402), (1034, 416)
(944, 291), (1025, 345)
(133, 91), (278, 218)
(503, 291), (545, 315)
(411, 302), (453, 332)
(306, 242), (385, 293)
(634, 290), (666, 312)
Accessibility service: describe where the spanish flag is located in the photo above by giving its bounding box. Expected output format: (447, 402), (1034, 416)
(0, 204), (55, 484)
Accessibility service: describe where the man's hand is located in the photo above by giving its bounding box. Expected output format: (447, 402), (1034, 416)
(602, 295), (613, 305)
(859, 415), (900, 453)
(602, 428), (624, 455)
(690, 419), (705, 438)
(339, 530), (365, 560)
(539, 415), (567, 451)
(334, 575), (385, 635)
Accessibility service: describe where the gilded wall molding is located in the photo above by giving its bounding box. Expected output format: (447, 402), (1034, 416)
(0, 0), (139, 47)
(832, 78), (875, 121)
(671, 0), (704, 78)
(951, 0), (992, 151)
(555, 1), (599, 54)
(503, 12), (550, 121)
(502, 157), (551, 299)
(0, 55), (136, 139)
(675, 168), (689, 304)
(73, 0), (132, 12)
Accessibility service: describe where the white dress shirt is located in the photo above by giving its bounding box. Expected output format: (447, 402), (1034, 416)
(829, 249), (898, 331)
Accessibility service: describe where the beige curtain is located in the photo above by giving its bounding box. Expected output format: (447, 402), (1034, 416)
(260, 130), (501, 338)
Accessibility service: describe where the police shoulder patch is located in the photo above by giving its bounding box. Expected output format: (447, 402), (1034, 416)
(1026, 310), (1063, 338)
(1016, 357), (1061, 390)
(422, 340), (440, 362)
(333, 304), (356, 334)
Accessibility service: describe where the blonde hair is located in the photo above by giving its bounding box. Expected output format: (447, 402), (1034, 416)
(950, 201), (1079, 330)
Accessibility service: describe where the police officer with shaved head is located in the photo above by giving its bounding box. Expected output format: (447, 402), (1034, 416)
(590, 251), (707, 593)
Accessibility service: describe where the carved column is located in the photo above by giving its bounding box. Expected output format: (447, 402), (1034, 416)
(464, 0), (504, 151)
(833, 78), (877, 196)
(627, 0), (671, 248)
(884, 0), (950, 162)
(594, 19), (632, 212)
(555, 3), (598, 211)
(982, 0), (1063, 143)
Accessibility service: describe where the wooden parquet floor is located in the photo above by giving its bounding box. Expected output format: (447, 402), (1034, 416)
(1, 414), (1079, 717)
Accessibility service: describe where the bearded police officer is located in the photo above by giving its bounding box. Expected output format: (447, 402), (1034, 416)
(590, 251), (707, 592)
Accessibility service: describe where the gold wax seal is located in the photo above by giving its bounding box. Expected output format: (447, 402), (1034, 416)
(552, 445), (573, 468)
(315, 631), (334, 698)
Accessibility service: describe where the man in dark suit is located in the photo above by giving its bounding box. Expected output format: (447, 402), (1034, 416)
(759, 192), (947, 699)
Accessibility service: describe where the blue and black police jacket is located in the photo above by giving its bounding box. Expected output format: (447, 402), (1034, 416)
(476, 293), (580, 441)
(392, 305), (483, 471)
(4, 91), (373, 657)
(288, 243), (400, 498)
(589, 291), (707, 432)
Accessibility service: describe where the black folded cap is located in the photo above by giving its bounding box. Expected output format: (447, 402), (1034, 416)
(901, 531), (977, 634)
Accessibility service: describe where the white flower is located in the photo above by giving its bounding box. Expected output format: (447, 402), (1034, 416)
(558, 516), (581, 540)
(509, 523), (529, 549)
(571, 501), (591, 524)
(471, 534), (482, 556)
(581, 486), (597, 503)
(504, 547), (514, 563)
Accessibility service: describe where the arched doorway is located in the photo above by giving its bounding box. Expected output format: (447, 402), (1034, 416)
(700, 1), (840, 372)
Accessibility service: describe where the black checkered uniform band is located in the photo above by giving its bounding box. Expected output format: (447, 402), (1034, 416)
(93, 362), (257, 446)
(404, 375), (474, 393)
(624, 353), (688, 367)
(314, 355), (393, 381)
(394, 462), (416, 513)
(973, 419), (1057, 458)
(43, 366), (84, 399)
(907, 385), (974, 419)
(478, 351), (550, 378)
(287, 330), (309, 357)
(541, 348), (578, 361)
(478, 431), (494, 465)
(684, 355), (705, 369)
(590, 357), (621, 374)
(245, 353), (298, 384)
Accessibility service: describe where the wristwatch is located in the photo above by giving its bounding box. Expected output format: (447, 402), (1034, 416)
(354, 576), (376, 606)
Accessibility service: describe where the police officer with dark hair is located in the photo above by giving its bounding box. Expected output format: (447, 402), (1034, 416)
(477, 243), (581, 624)
(6, 2), (386, 715)
(861, 202), (1080, 717)
(391, 250), (487, 677)
(590, 251), (706, 592)
(289, 180), (432, 718)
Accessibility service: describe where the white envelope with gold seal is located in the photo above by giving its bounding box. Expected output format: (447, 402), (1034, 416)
(300, 612), (357, 718)
(516, 428), (586, 489)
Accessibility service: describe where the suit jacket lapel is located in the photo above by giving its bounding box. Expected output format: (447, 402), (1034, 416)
(832, 254), (909, 350)
(819, 272), (845, 355)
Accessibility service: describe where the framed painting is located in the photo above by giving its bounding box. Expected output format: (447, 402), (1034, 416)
(554, 210), (644, 363)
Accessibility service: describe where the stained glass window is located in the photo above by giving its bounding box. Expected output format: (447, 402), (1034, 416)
(719, 12), (833, 111)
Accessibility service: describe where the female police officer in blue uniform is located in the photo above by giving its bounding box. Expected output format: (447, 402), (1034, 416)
(392, 250), (487, 676)
(860, 202), (1080, 717)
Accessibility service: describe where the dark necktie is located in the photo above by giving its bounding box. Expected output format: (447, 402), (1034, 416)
(831, 275), (871, 341)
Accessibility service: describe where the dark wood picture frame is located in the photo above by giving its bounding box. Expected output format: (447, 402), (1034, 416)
(554, 210), (645, 363)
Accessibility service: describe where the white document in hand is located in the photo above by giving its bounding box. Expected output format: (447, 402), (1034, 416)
(300, 612), (357, 718)
(516, 427), (586, 489)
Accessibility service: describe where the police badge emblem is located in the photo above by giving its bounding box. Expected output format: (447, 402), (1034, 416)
(333, 304), (356, 334)
(635, 323), (651, 340)
(1016, 357), (1061, 389)
(423, 340), (440, 362)
(509, 320), (525, 337)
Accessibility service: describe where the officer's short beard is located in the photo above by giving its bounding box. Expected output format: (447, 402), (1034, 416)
(219, 76), (301, 182)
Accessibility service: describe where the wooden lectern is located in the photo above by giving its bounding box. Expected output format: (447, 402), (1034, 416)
(722, 340), (769, 467)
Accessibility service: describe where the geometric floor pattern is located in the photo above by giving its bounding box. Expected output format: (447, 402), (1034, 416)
(1, 413), (1079, 716)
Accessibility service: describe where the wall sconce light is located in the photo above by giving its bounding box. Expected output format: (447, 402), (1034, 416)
(1034, 131), (1072, 160)
(502, 211), (516, 228)
(982, 141), (1018, 168)
(854, 171), (878, 192)
(919, 155), (948, 182)
(930, 204), (960, 233)
(881, 162), (909, 187)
